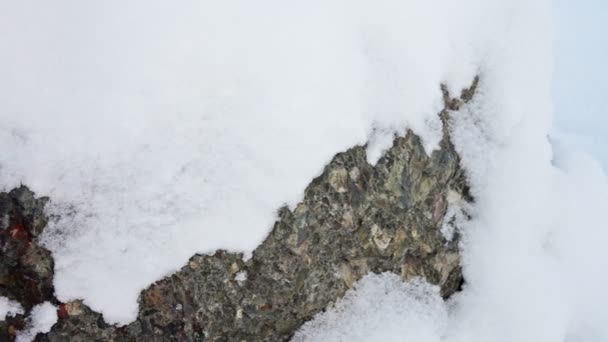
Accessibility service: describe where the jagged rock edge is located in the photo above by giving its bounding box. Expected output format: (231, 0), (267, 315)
(0, 78), (478, 341)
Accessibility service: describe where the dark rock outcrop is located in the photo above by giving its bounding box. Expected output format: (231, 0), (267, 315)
(0, 187), (55, 341)
(2, 80), (477, 342)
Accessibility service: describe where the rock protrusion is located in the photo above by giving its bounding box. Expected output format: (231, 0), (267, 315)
(4, 80), (478, 342)
(0, 187), (56, 341)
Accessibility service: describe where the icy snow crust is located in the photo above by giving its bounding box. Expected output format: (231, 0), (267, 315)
(1, 0), (608, 340)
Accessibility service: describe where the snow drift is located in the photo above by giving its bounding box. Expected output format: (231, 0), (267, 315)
(2, 1), (608, 341)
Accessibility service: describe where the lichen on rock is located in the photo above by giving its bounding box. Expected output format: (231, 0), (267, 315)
(0, 186), (55, 341)
(2, 80), (477, 342)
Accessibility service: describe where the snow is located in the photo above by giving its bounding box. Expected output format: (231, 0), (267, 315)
(1, 0), (608, 340)
(440, 190), (470, 241)
(15, 302), (57, 342)
(235, 271), (248, 283)
(0, 297), (24, 320)
(292, 273), (447, 342)
(297, 1), (608, 341)
(0, 0), (478, 324)
(552, 0), (608, 169)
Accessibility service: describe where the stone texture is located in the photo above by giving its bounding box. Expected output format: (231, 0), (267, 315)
(0, 186), (55, 341)
(2, 80), (477, 342)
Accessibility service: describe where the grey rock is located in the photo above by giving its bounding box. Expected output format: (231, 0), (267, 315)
(0, 186), (55, 341)
(40, 79), (477, 342)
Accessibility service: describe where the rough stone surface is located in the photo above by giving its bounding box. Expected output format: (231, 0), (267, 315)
(0, 186), (55, 341)
(2, 81), (477, 342)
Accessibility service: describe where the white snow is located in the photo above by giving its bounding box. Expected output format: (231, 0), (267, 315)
(292, 273), (447, 342)
(0, 297), (24, 320)
(235, 271), (248, 283)
(0, 0), (478, 324)
(295, 0), (608, 341)
(552, 0), (608, 169)
(15, 302), (57, 342)
(1, 0), (608, 340)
